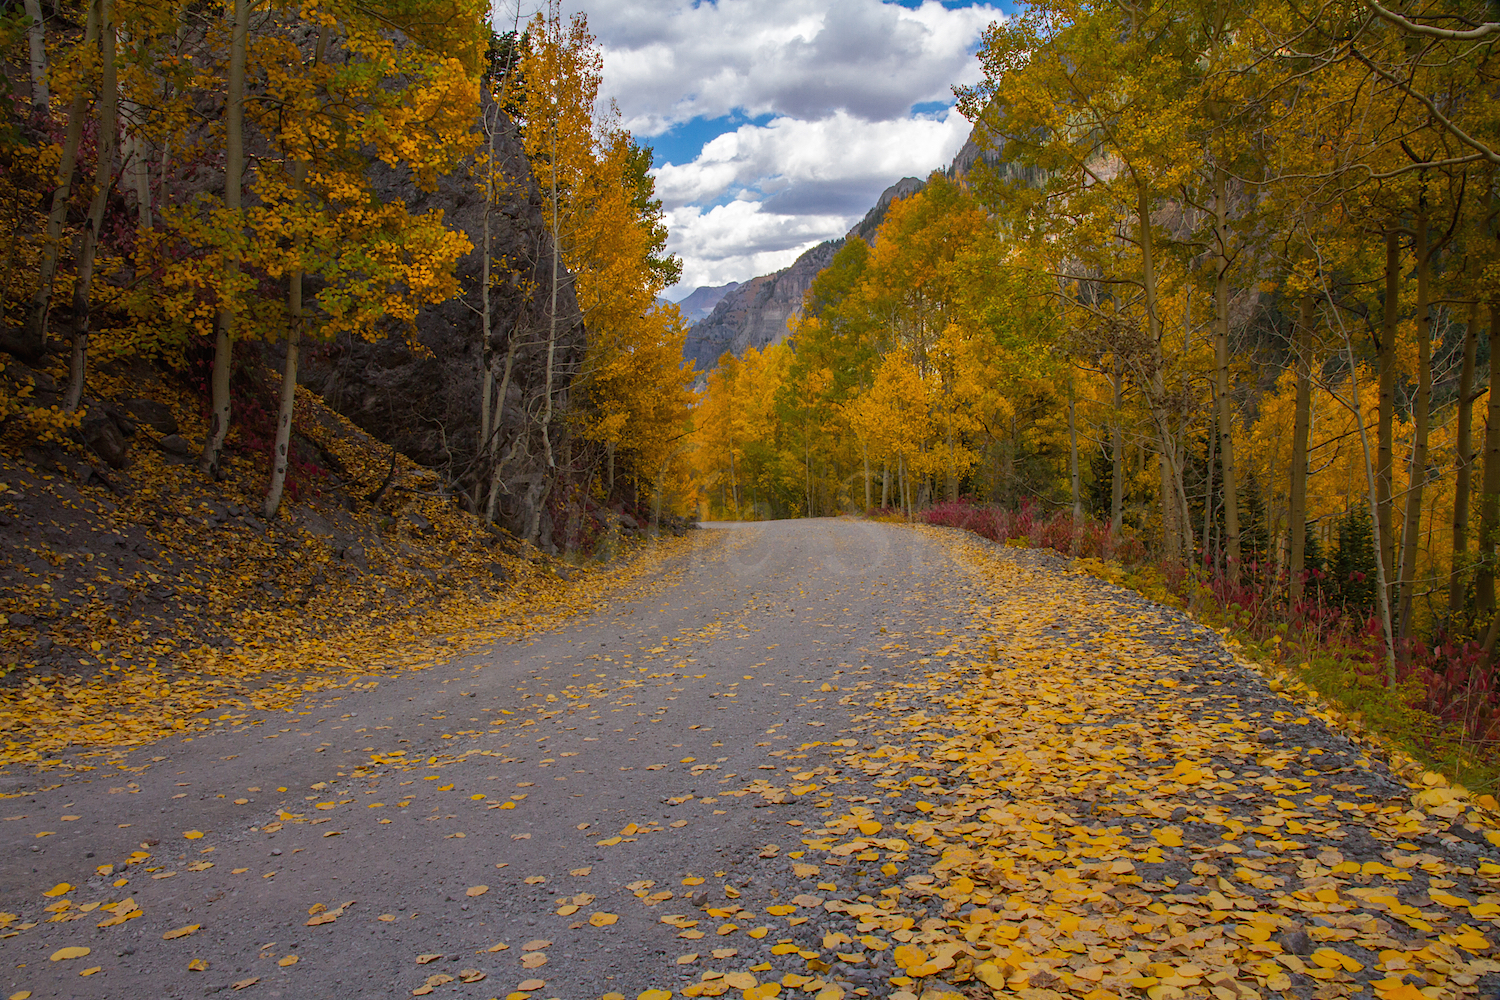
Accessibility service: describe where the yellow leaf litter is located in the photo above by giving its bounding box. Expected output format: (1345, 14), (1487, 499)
(0, 526), (696, 768)
(766, 532), (1500, 1000)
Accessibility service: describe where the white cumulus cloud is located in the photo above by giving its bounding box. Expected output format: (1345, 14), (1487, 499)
(550, 0), (1005, 298)
(577, 0), (1000, 135)
(657, 107), (977, 292)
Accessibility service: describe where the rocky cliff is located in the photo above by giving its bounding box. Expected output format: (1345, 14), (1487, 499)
(673, 281), (739, 324)
(681, 240), (841, 373)
(298, 99), (585, 544)
(680, 123), (1035, 374)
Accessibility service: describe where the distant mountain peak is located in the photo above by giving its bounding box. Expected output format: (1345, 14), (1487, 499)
(681, 241), (841, 374)
(673, 282), (741, 325)
(681, 122), (1015, 373)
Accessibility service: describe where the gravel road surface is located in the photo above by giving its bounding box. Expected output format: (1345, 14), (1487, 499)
(3, 519), (972, 999)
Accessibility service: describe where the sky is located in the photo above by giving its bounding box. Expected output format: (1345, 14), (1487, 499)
(556, 0), (1012, 299)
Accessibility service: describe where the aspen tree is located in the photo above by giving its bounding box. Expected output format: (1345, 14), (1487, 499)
(263, 24), (329, 520)
(200, 0), (251, 478)
(1396, 199), (1434, 640)
(1449, 295), (1479, 614)
(21, 0), (100, 361)
(1288, 291), (1315, 603)
(62, 0), (117, 413)
(23, 0), (47, 114)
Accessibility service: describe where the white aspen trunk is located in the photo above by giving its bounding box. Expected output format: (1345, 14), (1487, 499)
(1378, 230), (1400, 618)
(1214, 166), (1240, 570)
(861, 437), (871, 512)
(262, 27), (325, 517)
(263, 325), (300, 518)
(24, 0), (48, 114)
(1448, 297), (1479, 614)
(1331, 282), (1398, 681)
(1397, 203), (1434, 640)
(728, 442), (740, 518)
(119, 29), (150, 230)
(485, 335), (517, 523)
(540, 105), (559, 471)
(1068, 371), (1082, 530)
(21, 0), (99, 357)
(63, 0), (117, 413)
(1288, 292), (1314, 603)
(1111, 357), (1124, 532)
(475, 106), (495, 509)
(201, 0), (251, 477)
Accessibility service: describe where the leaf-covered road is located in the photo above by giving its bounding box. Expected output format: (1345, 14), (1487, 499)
(5, 520), (1500, 1000)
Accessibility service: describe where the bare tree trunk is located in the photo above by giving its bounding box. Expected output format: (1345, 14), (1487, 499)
(201, 0), (251, 478)
(484, 333), (517, 524)
(1288, 292), (1315, 603)
(475, 106), (496, 510)
(861, 437), (871, 512)
(1068, 370), (1082, 533)
(1111, 356), (1124, 533)
(1332, 300), (1398, 681)
(1396, 205), (1433, 640)
(1449, 297), (1480, 615)
(1136, 182), (1185, 562)
(1480, 300), (1500, 614)
(18, 0), (100, 360)
(881, 463), (889, 510)
(1213, 167), (1241, 572)
(62, 0), (116, 412)
(1203, 388), (1216, 567)
(24, 0), (48, 115)
(540, 121), (559, 470)
(1377, 229), (1400, 619)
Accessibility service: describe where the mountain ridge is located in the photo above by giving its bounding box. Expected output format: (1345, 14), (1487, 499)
(680, 123), (1007, 372)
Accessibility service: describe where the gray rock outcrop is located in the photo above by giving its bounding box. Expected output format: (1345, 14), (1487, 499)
(681, 240), (840, 372)
(298, 98), (585, 543)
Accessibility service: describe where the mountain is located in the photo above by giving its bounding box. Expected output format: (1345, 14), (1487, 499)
(681, 125), (1017, 373)
(678, 176), (923, 373)
(682, 242), (841, 373)
(673, 282), (740, 324)
(845, 175), (926, 245)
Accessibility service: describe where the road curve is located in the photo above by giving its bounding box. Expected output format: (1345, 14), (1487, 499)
(3, 519), (977, 999)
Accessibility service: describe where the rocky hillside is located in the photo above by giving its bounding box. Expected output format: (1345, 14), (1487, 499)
(681, 241), (840, 373)
(679, 176), (924, 373)
(672, 281), (739, 324)
(680, 122), (1030, 374)
(299, 98), (586, 545)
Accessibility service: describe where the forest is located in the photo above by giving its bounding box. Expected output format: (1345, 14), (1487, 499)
(0, 0), (694, 546)
(690, 0), (1500, 703)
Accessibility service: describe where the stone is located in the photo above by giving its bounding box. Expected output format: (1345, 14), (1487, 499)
(125, 397), (178, 434)
(82, 410), (131, 468)
(683, 239), (840, 373)
(157, 434), (196, 457)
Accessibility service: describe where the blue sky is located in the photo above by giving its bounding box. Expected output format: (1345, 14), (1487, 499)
(562, 0), (1012, 298)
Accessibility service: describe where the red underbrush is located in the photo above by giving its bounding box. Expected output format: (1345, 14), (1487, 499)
(916, 498), (1500, 793)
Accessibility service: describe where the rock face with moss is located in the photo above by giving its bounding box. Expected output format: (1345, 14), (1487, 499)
(298, 103), (585, 545)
